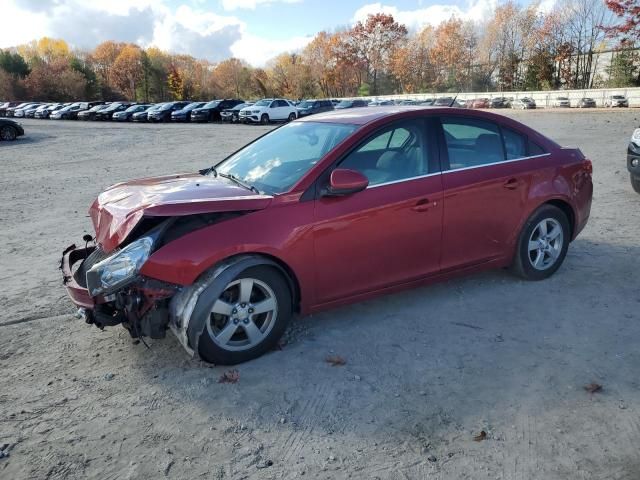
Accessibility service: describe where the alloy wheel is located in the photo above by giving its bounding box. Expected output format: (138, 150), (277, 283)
(206, 277), (278, 351)
(527, 218), (563, 270)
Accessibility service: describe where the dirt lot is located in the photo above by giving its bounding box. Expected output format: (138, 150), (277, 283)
(1, 110), (639, 480)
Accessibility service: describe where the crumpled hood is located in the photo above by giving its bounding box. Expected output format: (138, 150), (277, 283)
(89, 173), (273, 253)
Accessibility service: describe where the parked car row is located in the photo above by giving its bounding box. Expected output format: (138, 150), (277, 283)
(1, 93), (632, 126)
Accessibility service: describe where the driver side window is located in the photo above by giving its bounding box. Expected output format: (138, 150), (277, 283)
(339, 121), (429, 187)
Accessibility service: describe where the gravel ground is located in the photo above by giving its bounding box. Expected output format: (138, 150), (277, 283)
(1, 110), (639, 480)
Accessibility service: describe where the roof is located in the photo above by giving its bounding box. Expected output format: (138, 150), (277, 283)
(297, 105), (503, 125)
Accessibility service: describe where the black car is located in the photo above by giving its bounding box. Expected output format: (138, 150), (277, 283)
(0, 102), (21, 117)
(132, 104), (164, 122)
(190, 99), (244, 122)
(148, 101), (191, 123)
(629, 128), (640, 194)
(70, 102), (106, 120)
(334, 99), (368, 109)
(95, 102), (133, 121)
(220, 102), (253, 123)
(296, 99), (334, 117)
(171, 102), (206, 122)
(78, 103), (111, 121)
(113, 104), (153, 122)
(577, 97), (596, 108)
(490, 97), (510, 108)
(0, 118), (24, 141)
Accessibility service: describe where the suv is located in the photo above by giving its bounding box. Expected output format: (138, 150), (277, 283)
(148, 101), (191, 123)
(296, 99), (334, 117)
(334, 99), (368, 109)
(606, 95), (629, 108)
(239, 98), (297, 124)
(190, 99), (245, 122)
(629, 128), (640, 194)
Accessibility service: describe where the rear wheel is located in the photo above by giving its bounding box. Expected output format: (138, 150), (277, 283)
(0, 126), (17, 141)
(631, 174), (640, 194)
(260, 114), (269, 125)
(198, 266), (292, 365)
(510, 205), (570, 281)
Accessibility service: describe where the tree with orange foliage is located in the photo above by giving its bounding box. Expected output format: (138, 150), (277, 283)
(112, 44), (143, 101)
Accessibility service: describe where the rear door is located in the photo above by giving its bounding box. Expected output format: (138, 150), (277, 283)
(438, 115), (540, 270)
(313, 118), (443, 304)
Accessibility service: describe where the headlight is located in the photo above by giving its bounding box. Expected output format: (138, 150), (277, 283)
(86, 236), (153, 296)
(252, 110), (261, 114)
(632, 128), (640, 145)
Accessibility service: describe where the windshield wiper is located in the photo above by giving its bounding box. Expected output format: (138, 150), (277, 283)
(219, 172), (260, 194)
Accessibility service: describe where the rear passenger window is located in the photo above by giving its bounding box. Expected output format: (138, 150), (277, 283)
(441, 117), (504, 169)
(502, 128), (527, 160)
(529, 141), (546, 156)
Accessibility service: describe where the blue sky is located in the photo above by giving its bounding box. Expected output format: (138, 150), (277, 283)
(1, 0), (549, 65)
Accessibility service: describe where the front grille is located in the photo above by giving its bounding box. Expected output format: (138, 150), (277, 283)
(73, 247), (110, 288)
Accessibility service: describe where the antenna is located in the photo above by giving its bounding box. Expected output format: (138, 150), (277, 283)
(449, 95), (458, 107)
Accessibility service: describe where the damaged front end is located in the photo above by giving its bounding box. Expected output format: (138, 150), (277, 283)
(61, 226), (181, 341)
(60, 172), (274, 353)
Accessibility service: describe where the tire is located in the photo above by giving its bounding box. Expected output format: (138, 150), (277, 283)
(260, 114), (269, 125)
(631, 174), (640, 194)
(287, 112), (296, 122)
(0, 126), (17, 141)
(510, 204), (570, 281)
(198, 266), (292, 365)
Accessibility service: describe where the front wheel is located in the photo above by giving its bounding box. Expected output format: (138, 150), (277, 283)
(198, 266), (292, 365)
(260, 114), (269, 125)
(631, 174), (640, 194)
(0, 126), (17, 141)
(287, 112), (296, 122)
(510, 205), (570, 281)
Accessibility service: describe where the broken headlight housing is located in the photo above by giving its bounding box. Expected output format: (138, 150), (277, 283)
(86, 236), (153, 296)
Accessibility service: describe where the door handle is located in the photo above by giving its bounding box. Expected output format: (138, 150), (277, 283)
(503, 178), (521, 190)
(412, 198), (434, 212)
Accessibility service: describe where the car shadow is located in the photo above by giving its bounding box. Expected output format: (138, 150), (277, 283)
(112, 237), (640, 476)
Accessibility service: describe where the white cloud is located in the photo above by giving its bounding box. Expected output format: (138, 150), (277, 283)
(231, 33), (313, 66)
(352, 0), (499, 30)
(0, 0), (306, 65)
(221, 0), (301, 11)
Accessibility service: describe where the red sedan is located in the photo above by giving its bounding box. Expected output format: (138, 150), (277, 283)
(61, 107), (593, 364)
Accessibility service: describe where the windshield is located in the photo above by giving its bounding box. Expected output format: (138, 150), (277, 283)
(215, 122), (357, 194)
(124, 105), (141, 112)
(612, 95), (624, 99)
(203, 100), (220, 108)
(159, 103), (175, 111)
(254, 99), (271, 107)
(337, 101), (353, 107)
(183, 102), (204, 111)
(298, 101), (315, 108)
(104, 103), (122, 111)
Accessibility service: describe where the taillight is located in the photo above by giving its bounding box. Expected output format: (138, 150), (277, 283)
(583, 159), (593, 175)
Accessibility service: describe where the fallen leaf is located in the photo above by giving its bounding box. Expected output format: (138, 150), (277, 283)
(473, 431), (487, 442)
(584, 383), (602, 394)
(325, 355), (346, 366)
(218, 369), (240, 384)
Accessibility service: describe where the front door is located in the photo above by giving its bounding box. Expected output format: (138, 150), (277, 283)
(313, 119), (443, 304)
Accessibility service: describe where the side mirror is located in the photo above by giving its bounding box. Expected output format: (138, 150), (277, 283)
(323, 169), (369, 197)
